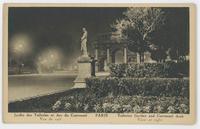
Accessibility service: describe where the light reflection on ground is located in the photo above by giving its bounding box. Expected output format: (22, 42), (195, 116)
(8, 72), (77, 102)
(8, 71), (109, 102)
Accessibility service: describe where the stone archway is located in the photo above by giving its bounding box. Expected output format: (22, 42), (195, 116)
(114, 49), (124, 64)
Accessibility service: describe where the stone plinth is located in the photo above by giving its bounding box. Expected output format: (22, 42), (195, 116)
(73, 56), (91, 88)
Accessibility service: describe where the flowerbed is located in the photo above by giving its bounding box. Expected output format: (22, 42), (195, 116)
(8, 88), (85, 112)
(51, 92), (189, 113)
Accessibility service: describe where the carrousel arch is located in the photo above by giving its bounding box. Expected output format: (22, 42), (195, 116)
(93, 32), (138, 71)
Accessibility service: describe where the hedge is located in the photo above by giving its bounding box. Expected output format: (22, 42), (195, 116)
(109, 61), (189, 78)
(86, 77), (189, 97)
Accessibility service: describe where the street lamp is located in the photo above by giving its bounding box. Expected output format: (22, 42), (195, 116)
(36, 48), (63, 73)
(10, 34), (33, 74)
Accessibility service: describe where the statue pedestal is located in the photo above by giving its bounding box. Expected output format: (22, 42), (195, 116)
(73, 56), (91, 88)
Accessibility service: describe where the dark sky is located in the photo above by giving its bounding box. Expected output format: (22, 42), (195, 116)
(8, 7), (189, 67)
(8, 7), (126, 65)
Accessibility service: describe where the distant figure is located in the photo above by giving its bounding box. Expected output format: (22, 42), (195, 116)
(18, 63), (24, 74)
(166, 48), (172, 62)
(90, 56), (97, 77)
(81, 27), (88, 57)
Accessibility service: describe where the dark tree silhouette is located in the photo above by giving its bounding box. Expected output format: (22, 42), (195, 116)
(111, 7), (189, 62)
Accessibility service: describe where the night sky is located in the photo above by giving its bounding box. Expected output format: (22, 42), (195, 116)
(8, 7), (126, 65)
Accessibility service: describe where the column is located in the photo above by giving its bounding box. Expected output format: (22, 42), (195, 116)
(95, 48), (98, 72)
(124, 47), (127, 63)
(95, 48), (98, 60)
(107, 48), (110, 64)
(137, 53), (140, 63)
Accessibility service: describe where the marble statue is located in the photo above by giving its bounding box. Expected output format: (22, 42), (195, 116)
(81, 27), (88, 57)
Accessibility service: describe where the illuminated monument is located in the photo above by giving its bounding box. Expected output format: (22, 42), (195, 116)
(73, 28), (91, 88)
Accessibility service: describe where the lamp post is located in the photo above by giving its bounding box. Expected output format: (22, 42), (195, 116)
(11, 34), (32, 74)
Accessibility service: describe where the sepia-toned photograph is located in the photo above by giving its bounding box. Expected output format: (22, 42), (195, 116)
(3, 3), (196, 124)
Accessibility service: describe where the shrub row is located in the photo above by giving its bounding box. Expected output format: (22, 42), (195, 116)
(86, 77), (189, 97)
(109, 61), (189, 78)
(52, 94), (189, 113)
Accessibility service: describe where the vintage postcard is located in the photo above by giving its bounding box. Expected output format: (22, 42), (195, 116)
(3, 3), (196, 124)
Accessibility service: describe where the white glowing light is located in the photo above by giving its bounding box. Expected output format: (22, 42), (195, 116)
(10, 34), (33, 57)
(36, 47), (63, 73)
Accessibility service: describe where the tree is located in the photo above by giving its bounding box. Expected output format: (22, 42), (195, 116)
(111, 7), (166, 63)
(145, 8), (189, 62)
(111, 7), (189, 63)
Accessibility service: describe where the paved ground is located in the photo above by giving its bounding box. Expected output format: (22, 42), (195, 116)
(8, 71), (110, 102)
(96, 72), (110, 77)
